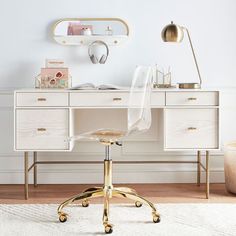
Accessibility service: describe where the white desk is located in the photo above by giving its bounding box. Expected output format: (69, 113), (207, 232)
(14, 89), (220, 199)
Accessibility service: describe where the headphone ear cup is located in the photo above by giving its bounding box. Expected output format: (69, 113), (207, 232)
(99, 55), (107, 64)
(90, 54), (98, 64)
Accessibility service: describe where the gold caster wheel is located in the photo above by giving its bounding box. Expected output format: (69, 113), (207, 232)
(59, 213), (67, 223)
(135, 201), (143, 207)
(82, 200), (89, 207)
(153, 213), (161, 223)
(104, 224), (113, 234)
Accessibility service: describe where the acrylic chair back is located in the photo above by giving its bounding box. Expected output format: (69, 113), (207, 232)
(127, 66), (153, 136)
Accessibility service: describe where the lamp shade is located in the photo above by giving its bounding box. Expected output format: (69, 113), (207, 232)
(161, 21), (184, 43)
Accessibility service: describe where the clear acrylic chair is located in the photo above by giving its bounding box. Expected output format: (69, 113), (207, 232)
(57, 66), (161, 234)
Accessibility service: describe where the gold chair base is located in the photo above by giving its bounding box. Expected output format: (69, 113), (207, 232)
(58, 186), (160, 233)
(58, 158), (160, 234)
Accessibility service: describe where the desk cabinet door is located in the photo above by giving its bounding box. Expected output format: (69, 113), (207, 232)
(15, 109), (69, 150)
(164, 108), (219, 150)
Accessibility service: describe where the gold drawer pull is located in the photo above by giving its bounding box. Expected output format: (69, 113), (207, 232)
(37, 98), (47, 101)
(113, 97), (122, 101)
(188, 127), (197, 131)
(188, 97), (197, 101)
(37, 128), (47, 132)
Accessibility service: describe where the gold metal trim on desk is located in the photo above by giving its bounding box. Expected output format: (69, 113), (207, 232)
(23, 150), (211, 200)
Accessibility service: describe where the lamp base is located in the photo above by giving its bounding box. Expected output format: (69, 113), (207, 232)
(178, 83), (201, 89)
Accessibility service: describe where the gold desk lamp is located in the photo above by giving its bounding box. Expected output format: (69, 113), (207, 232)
(161, 21), (202, 89)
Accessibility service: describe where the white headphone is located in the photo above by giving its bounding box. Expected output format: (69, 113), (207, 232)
(88, 40), (109, 64)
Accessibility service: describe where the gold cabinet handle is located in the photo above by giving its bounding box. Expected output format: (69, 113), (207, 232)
(37, 128), (47, 132)
(37, 98), (47, 101)
(188, 127), (197, 131)
(188, 97), (197, 101)
(113, 97), (122, 101)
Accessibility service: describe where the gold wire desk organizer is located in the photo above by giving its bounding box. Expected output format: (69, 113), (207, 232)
(153, 67), (176, 89)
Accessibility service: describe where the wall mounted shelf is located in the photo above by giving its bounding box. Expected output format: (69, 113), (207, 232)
(52, 18), (129, 46)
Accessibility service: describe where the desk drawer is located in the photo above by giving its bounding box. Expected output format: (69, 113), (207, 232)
(166, 92), (218, 106)
(15, 109), (69, 150)
(164, 108), (219, 149)
(70, 92), (165, 107)
(70, 92), (128, 107)
(16, 92), (69, 107)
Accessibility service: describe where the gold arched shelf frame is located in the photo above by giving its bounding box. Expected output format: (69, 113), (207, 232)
(52, 18), (130, 46)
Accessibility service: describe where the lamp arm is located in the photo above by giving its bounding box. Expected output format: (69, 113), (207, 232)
(182, 27), (202, 86)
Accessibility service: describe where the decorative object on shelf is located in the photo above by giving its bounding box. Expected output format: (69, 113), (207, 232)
(52, 18), (129, 46)
(35, 60), (71, 89)
(80, 27), (92, 36)
(161, 21), (202, 89)
(153, 65), (175, 88)
(105, 26), (113, 35)
(88, 40), (109, 64)
(67, 22), (77, 35)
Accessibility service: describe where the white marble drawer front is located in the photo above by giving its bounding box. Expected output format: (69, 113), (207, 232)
(70, 92), (165, 107)
(16, 92), (69, 107)
(15, 109), (69, 150)
(166, 92), (219, 106)
(164, 108), (219, 150)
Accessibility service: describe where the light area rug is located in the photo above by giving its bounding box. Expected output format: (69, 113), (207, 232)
(0, 204), (236, 236)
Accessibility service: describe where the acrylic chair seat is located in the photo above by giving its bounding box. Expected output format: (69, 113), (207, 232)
(70, 128), (126, 145)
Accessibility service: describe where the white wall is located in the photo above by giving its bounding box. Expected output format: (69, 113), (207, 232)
(1, 0), (236, 87)
(0, 0), (236, 184)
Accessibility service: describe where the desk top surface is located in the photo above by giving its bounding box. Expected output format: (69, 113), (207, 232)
(14, 88), (220, 93)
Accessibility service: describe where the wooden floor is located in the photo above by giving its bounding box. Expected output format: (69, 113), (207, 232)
(0, 183), (236, 204)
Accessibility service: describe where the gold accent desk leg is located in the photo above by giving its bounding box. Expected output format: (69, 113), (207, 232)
(206, 151), (210, 199)
(24, 152), (29, 200)
(197, 151), (201, 186)
(33, 152), (38, 187)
